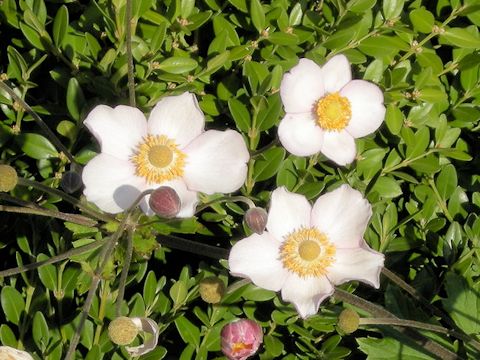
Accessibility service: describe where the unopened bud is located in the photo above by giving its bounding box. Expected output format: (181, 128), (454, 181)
(338, 309), (360, 334)
(0, 165), (18, 192)
(108, 317), (139, 345)
(149, 186), (181, 218)
(221, 319), (263, 360)
(245, 207), (268, 234)
(60, 171), (83, 193)
(199, 276), (225, 304)
(0, 346), (33, 360)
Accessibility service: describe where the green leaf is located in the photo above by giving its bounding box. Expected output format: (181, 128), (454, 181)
(1, 286), (25, 325)
(250, 0), (265, 33)
(409, 8), (434, 33)
(405, 127), (429, 159)
(143, 271), (157, 308)
(348, 0), (376, 13)
(201, 50), (230, 77)
(17, 133), (58, 160)
(228, 98), (251, 132)
(158, 57), (198, 74)
(228, 0), (248, 13)
(33, 311), (49, 351)
(0, 325), (16, 347)
(169, 280), (188, 308)
(257, 93), (282, 131)
(253, 147), (286, 181)
(385, 104), (404, 135)
(37, 254), (57, 291)
(66, 77), (86, 122)
(174, 316), (200, 348)
(289, 3), (303, 26)
(443, 272), (480, 334)
(436, 164), (457, 201)
(19, 22), (47, 50)
(53, 5), (69, 47)
(382, 0), (405, 19)
(440, 27), (480, 48)
(372, 176), (403, 198)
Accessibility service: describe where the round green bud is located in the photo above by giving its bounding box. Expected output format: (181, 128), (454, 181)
(338, 308), (360, 334)
(199, 276), (226, 304)
(108, 317), (139, 345)
(0, 165), (18, 192)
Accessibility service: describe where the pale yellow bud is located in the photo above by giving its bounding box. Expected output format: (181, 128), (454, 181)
(199, 277), (226, 304)
(0, 165), (18, 192)
(108, 317), (139, 345)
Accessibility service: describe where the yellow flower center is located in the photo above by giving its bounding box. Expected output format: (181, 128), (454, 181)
(280, 227), (336, 277)
(315, 92), (351, 131)
(232, 342), (253, 353)
(131, 135), (186, 184)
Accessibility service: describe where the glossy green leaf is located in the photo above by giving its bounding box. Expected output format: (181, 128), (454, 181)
(157, 57), (198, 74)
(53, 5), (69, 47)
(250, 0), (265, 33)
(66, 77), (86, 122)
(253, 147), (286, 181)
(409, 8), (434, 33)
(17, 133), (58, 159)
(228, 98), (251, 132)
(1, 286), (25, 325)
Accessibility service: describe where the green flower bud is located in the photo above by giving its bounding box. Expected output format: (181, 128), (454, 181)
(108, 317), (139, 345)
(0, 165), (18, 192)
(338, 308), (360, 334)
(199, 276), (226, 304)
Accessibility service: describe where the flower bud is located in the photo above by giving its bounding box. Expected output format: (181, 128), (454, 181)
(0, 164), (18, 192)
(60, 170), (83, 193)
(108, 317), (139, 345)
(244, 207), (268, 234)
(221, 319), (263, 360)
(199, 276), (225, 304)
(0, 346), (34, 360)
(148, 186), (181, 218)
(337, 308), (360, 334)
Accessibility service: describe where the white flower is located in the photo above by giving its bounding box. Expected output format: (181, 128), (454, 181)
(228, 185), (384, 318)
(82, 92), (250, 216)
(278, 55), (386, 165)
(0, 346), (33, 360)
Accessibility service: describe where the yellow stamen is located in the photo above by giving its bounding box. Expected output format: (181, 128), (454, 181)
(232, 342), (253, 353)
(280, 227), (336, 277)
(315, 92), (351, 131)
(131, 135), (185, 184)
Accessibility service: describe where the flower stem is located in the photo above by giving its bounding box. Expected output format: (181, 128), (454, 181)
(334, 288), (459, 360)
(157, 234), (229, 260)
(196, 195), (256, 213)
(359, 317), (480, 352)
(126, 0), (136, 107)
(64, 190), (151, 360)
(16, 177), (114, 223)
(115, 224), (135, 317)
(0, 80), (77, 165)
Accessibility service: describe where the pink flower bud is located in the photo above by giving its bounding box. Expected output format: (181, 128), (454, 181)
(221, 319), (263, 360)
(244, 207), (268, 234)
(148, 186), (181, 218)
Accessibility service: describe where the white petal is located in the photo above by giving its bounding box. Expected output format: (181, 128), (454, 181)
(183, 130), (249, 194)
(322, 54), (352, 93)
(141, 179), (198, 218)
(281, 274), (334, 318)
(126, 317), (159, 357)
(320, 130), (356, 165)
(266, 187), (311, 241)
(280, 58), (325, 114)
(84, 105), (147, 161)
(0, 347), (34, 360)
(327, 245), (384, 288)
(229, 232), (288, 291)
(341, 80), (386, 138)
(148, 92), (205, 148)
(82, 154), (147, 213)
(311, 184), (371, 248)
(278, 113), (324, 157)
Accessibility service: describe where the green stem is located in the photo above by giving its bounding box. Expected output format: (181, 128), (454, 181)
(381, 149), (438, 174)
(334, 288), (459, 360)
(157, 234), (229, 260)
(0, 80), (77, 165)
(0, 204), (97, 226)
(196, 195), (256, 213)
(292, 154), (319, 192)
(126, 0), (136, 107)
(0, 239), (106, 278)
(115, 224), (134, 317)
(359, 317), (480, 352)
(64, 190), (150, 360)
(428, 178), (454, 222)
(17, 177), (113, 223)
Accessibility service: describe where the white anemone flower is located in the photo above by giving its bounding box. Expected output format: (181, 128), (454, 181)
(82, 92), (249, 216)
(228, 185), (384, 318)
(0, 346), (33, 360)
(278, 55), (386, 165)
